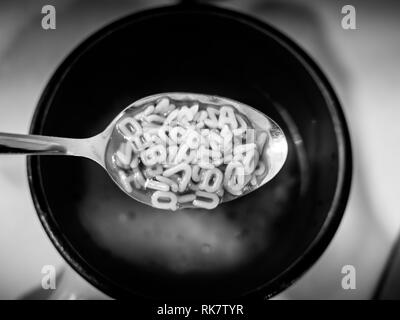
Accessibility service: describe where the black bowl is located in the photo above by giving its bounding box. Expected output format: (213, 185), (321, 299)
(27, 4), (351, 300)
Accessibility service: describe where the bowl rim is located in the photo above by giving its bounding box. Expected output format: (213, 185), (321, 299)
(27, 3), (352, 300)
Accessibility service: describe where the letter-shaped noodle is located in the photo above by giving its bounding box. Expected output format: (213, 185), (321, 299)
(175, 144), (196, 164)
(224, 161), (245, 196)
(118, 168), (145, 192)
(151, 191), (178, 211)
(195, 110), (208, 122)
(242, 148), (259, 175)
(209, 131), (223, 145)
(144, 164), (163, 178)
(118, 170), (134, 193)
(154, 97), (170, 114)
(115, 142), (133, 168)
(165, 109), (179, 124)
(199, 168), (223, 193)
(192, 191), (219, 209)
(130, 154), (139, 169)
(254, 161), (266, 176)
(250, 176), (258, 186)
(178, 106), (194, 122)
(140, 145), (167, 166)
(130, 135), (150, 152)
(163, 163), (192, 192)
(144, 179), (170, 192)
(144, 105), (155, 116)
(155, 175), (179, 192)
(186, 130), (201, 149)
(256, 131), (269, 153)
(218, 106), (238, 130)
(190, 103), (199, 116)
(236, 114), (247, 131)
(145, 114), (166, 125)
(158, 126), (175, 145)
(191, 165), (202, 182)
(204, 107), (219, 128)
(167, 145), (178, 164)
(117, 117), (142, 139)
(170, 126), (187, 144)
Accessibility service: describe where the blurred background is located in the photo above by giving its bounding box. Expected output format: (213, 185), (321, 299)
(0, 0), (399, 299)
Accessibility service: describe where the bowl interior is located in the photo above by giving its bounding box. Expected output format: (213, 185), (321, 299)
(29, 7), (348, 300)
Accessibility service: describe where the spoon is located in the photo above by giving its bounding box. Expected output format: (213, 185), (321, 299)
(0, 92), (288, 210)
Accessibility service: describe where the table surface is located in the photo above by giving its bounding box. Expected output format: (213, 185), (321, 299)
(0, 0), (399, 299)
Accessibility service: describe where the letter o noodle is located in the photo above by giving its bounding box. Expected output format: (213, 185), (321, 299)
(151, 191), (178, 210)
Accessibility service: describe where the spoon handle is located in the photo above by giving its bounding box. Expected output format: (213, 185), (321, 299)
(0, 132), (104, 164)
(0, 132), (70, 155)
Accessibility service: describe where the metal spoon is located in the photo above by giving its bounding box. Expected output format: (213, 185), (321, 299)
(0, 92), (288, 209)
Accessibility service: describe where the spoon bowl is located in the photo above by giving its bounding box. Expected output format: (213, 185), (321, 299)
(0, 92), (288, 210)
